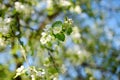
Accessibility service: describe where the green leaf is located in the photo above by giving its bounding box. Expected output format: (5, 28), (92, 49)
(52, 21), (62, 28)
(48, 67), (57, 74)
(54, 33), (65, 41)
(66, 27), (72, 35)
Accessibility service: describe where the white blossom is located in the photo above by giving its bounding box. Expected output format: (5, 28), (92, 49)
(70, 5), (81, 14)
(46, 0), (53, 8)
(53, 77), (57, 80)
(0, 38), (5, 47)
(74, 5), (81, 13)
(40, 38), (47, 44)
(15, 2), (25, 11)
(65, 18), (73, 24)
(16, 65), (24, 73)
(60, 0), (71, 6)
(4, 17), (12, 23)
(15, 66), (26, 76)
(44, 25), (51, 32)
(14, 1), (33, 16)
(37, 70), (45, 77)
(40, 32), (54, 44)
(53, 26), (62, 34)
(31, 75), (35, 80)
(0, 17), (11, 34)
(14, 65), (25, 78)
(71, 27), (81, 39)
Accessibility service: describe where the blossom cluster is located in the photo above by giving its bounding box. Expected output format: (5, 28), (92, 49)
(40, 19), (73, 45)
(0, 17), (12, 35)
(14, 2), (33, 15)
(15, 2), (25, 11)
(71, 26), (81, 39)
(40, 32), (54, 45)
(70, 5), (82, 14)
(14, 65), (45, 79)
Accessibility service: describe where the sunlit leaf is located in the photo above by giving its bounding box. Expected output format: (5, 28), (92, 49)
(54, 33), (65, 41)
(52, 21), (62, 28)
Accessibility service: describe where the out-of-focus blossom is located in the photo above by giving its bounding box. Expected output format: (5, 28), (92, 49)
(71, 27), (81, 39)
(44, 25), (51, 32)
(46, 0), (53, 8)
(70, 5), (82, 14)
(65, 18), (73, 25)
(36, 69), (45, 77)
(4, 17), (12, 23)
(60, 0), (71, 6)
(0, 17), (11, 35)
(16, 65), (24, 73)
(14, 2), (32, 15)
(0, 3), (6, 9)
(40, 32), (54, 44)
(0, 38), (5, 47)
(15, 2), (25, 11)
(14, 65), (26, 78)
(53, 26), (62, 34)
(31, 75), (35, 80)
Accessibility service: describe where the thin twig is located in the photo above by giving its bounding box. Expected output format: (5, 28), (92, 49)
(14, 13), (29, 66)
(48, 51), (60, 73)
